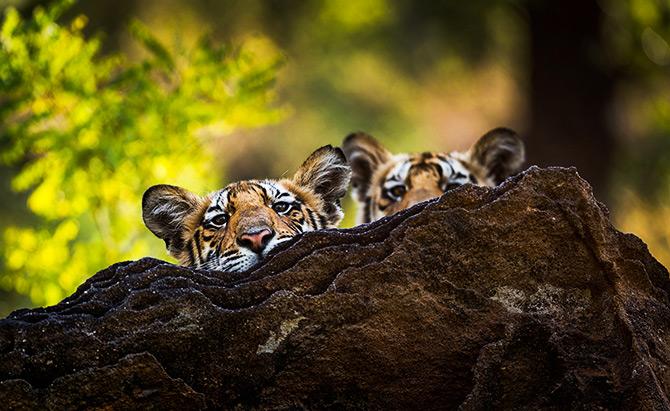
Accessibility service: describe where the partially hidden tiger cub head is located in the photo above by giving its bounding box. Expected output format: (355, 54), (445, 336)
(342, 127), (525, 224)
(142, 145), (351, 272)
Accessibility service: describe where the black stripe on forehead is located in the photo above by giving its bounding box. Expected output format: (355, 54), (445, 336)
(226, 181), (269, 202)
(227, 182), (257, 196)
(410, 162), (440, 175)
(227, 183), (241, 196)
(420, 152), (436, 160)
(394, 155), (446, 177)
(409, 152), (440, 165)
(384, 159), (410, 184)
(259, 183), (269, 199)
(432, 156), (456, 178)
(402, 161), (442, 188)
(387, 173), (402, 182)
(262, 181), (281, 197)
(205, 189), (229, 215)
(212, 188), (229, 205)
(253, 181), (294, 202)
(432, 162), (445, 178)
(247, 182), (269, 202)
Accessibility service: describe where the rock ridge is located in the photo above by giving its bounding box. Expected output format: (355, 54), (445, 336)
(0, 167), (669, 410)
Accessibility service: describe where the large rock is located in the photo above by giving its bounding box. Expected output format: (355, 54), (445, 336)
(1, 167), (669, 410)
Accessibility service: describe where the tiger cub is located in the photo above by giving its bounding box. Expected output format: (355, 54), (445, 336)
(342, 127), (525, 224)
(142, 145), (351, 272)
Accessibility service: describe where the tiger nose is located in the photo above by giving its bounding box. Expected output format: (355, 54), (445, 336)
(237, 227), (274, 254)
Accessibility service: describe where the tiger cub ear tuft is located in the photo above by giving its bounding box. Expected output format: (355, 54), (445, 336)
(468, 127), (525, 184)
(142, 184), (203, 256)
(342, 132), (392, 202)
(292, 145), (351, 226)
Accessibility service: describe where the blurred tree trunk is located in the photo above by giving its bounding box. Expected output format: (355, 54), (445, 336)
(525, 0), (616, 203)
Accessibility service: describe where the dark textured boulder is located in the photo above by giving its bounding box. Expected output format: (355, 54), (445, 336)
(1, 167), (669, 410)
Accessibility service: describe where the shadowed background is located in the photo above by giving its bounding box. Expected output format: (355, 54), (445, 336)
(1, 0), (669, 315)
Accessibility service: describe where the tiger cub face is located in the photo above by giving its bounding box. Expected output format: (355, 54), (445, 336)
(142, 146), (351, 272)
(342, 127), (525, 224)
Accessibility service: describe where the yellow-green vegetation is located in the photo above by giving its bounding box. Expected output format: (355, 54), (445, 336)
(0, 1), (283, 306)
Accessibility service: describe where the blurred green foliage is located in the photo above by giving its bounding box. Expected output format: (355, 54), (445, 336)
(0, 0), (283, 306)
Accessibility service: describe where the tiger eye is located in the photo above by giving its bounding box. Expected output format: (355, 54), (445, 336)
(388, 185), (406, 198)
(272, 201), (291, 213)
(211, 214), (228, 226)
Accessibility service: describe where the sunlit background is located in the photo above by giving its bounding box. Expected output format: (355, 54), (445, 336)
(1, 0), (669, 316)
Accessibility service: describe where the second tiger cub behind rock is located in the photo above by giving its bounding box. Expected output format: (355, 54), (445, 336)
(342, 128), (525, 224)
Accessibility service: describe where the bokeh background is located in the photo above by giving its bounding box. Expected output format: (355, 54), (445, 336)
(1, 0), (669, 316)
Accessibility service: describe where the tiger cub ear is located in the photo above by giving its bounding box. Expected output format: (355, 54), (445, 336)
(468, 127), (525, 185)
(292, 145), (351, 226)
(142, 184), (203, 256)
(342, 132), (392, 202)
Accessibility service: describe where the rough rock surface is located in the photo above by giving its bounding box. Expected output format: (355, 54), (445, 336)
(1, 167), (669, 410)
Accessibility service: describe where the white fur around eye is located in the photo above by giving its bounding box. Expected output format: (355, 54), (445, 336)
(450, 159), (469, 175)
(435, 158), (454, 178)
(202, 190), (230, 225)
(386, 159), (410, 183)
(436, 156), (473, 184)
(272, 201), (292, 214)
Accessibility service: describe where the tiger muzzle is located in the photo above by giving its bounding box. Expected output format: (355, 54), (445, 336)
(234, 208), (276, 254)
(237, 226), (274, 254)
